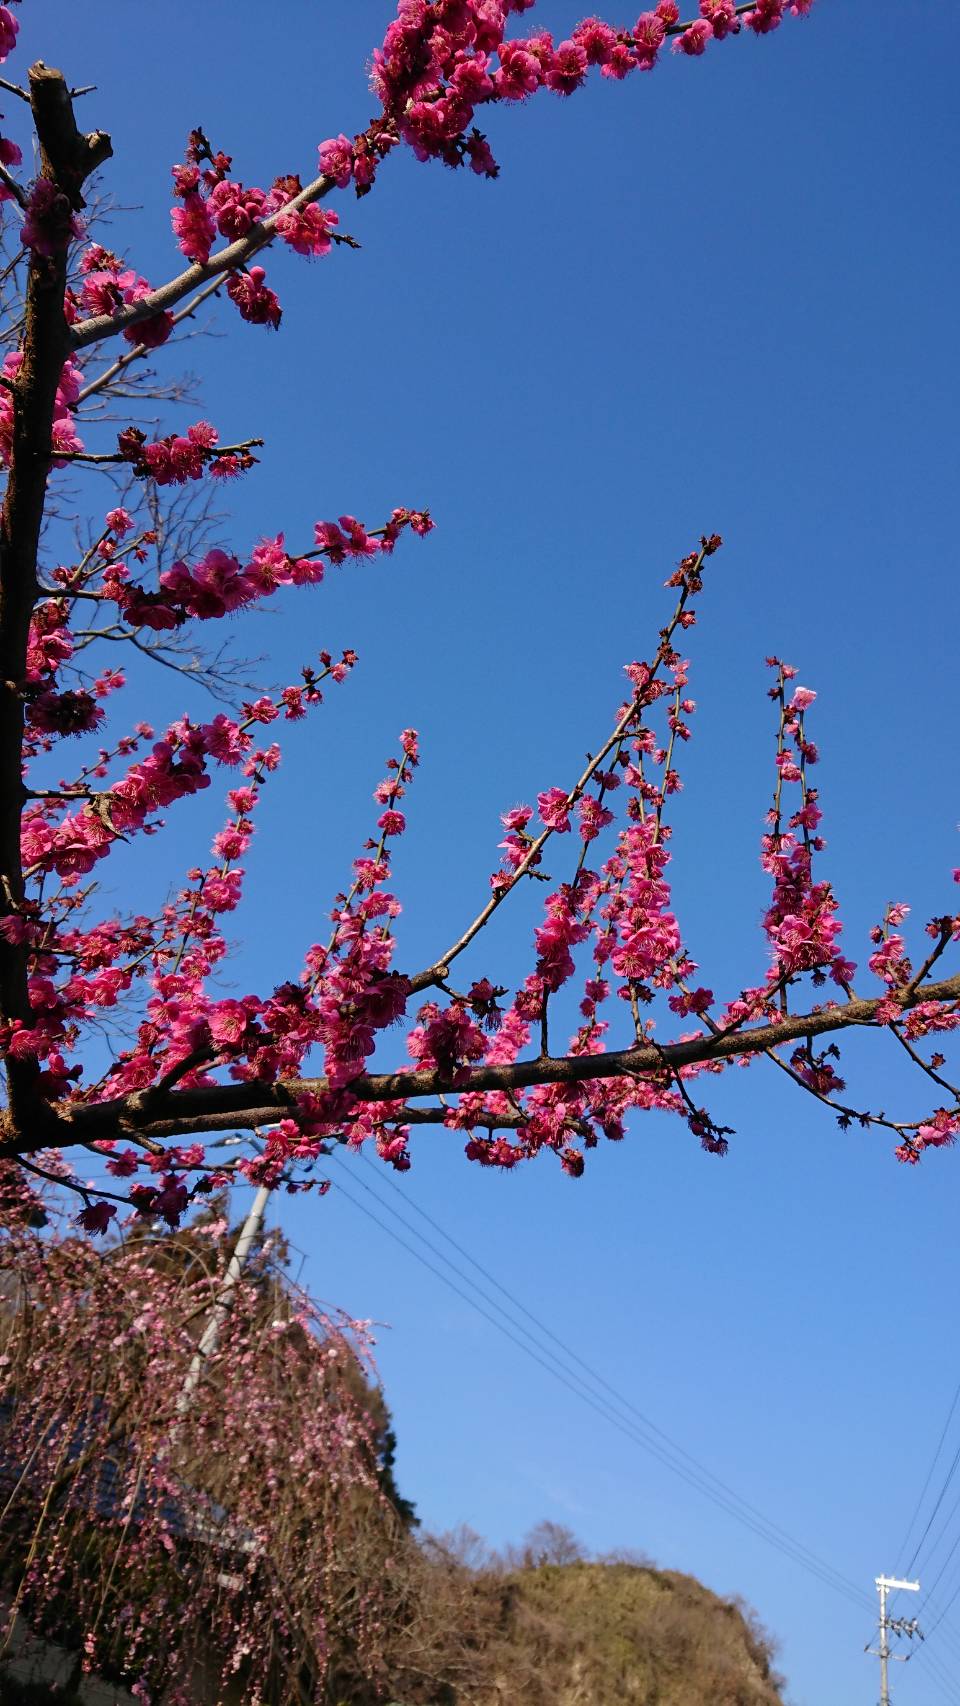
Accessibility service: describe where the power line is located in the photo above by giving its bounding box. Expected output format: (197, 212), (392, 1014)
(900, 1478), (960, 1668)
(885, 1378), (960, 1672)
(898, 1374), (960, 1575)
(924, 1569), (960, 1647)
(324, 1154), (873, 1615)
(918, 1645), (960, 1706)
(871, 1373), (960, 1665)
(905, 1439), (960, 1585)
(356, 1152), (872, 1602)
(901, 1615), (960, 1706)
(360, 1150), (820, 1539)
(922, 1614), (960, 1670)
(918, 1495), (960, 1621)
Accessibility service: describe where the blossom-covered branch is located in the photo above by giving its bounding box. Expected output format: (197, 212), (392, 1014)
(4, 0), (958, 1241)
(59, 0), (812, 351)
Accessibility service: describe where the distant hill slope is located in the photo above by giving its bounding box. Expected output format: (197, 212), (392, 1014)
(472, 1560), (786, 1706)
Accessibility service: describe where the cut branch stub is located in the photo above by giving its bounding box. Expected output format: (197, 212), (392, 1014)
(28, 61), (112, 208)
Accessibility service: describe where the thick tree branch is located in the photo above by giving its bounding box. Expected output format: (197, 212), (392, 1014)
(23, 971), (959, 1157)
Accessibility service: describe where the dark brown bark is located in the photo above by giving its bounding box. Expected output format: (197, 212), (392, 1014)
(0, 67), (110, 1136)
(3, 969), (952, 1158)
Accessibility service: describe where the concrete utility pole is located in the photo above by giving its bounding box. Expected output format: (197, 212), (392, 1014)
(174, 1182), (272, 1422)
(867, 1575), (920, 1706)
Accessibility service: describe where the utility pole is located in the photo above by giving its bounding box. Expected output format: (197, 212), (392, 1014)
(867, 1575), (921, 1706)
(174, 1182), (273, 1423)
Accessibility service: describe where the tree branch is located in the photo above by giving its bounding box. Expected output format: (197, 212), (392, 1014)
(0, 162), (25, 211)
(26, 971), (960, 1157)
(408, 547), (706, 994)
(75, 274), (225, 403)
(0, 67), (111, 1135)
(69, 171), (334, 351)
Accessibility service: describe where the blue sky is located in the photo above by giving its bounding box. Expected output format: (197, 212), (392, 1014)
(15, 2), (960, 1701)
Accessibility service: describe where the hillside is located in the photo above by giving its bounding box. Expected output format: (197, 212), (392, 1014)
(361, 1534), (787, 1706)
(478, 1559), (785, 1706)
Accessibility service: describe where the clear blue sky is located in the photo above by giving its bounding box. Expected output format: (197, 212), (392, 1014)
(18, 3), (960, 1702)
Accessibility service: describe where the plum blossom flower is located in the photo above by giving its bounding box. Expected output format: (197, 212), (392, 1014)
(574, 19), (618, 64)
(275, 204), (339, 257)
(700, 0), (740, 38)
(0, 6), (19, 62)
(21, 178), (83, 255)
(227, 266), (281, 328)
(77, 1201), (117, 1236)
(537, 787), (571, 833)
(171, 192), (216, 263)
(319, 134), (355, 188)
(377, 809), (406, 837)
(546, 40), (589, 95)
(789, 686), (817, 712)
(745, 0), (785, 29)
(673, 20), (713, 54)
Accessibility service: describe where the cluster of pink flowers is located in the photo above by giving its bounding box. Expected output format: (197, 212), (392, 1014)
(226, 264), (282, 328)
(758, 663), (854, 991)
(407, 999), (487, 1083)
(116, 420), (254, 485)
(0, 130), (21, 205)
(229, 735), (424, 1185)
(896, 1110), (960, 1166)
(167, 128), (343, 332)
(7, 492), (431, 1146)
(19, 700), (425, 1215)
(366, 0), (816, 174)
(95, 505), (431, 633)
(171, 140), (299, 267)
(147, 0), (816, 349)
(0, 3), (17, 61)
(68, 244), (175, 347)
(20, 175), (83, 255)
(0, 350), (84, 466)
(441, 549), (734, 1170)
(23, 593), (120, 747)
(318, 132), (385, 196)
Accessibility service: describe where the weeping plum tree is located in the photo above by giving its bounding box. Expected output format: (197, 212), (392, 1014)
(0, 1197), (415, 1701)
(0, 0), (957, 1244)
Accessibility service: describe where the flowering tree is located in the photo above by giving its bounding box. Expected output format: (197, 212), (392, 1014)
(0, 0), (957, 1243)
(0, 1195), (424, 1701)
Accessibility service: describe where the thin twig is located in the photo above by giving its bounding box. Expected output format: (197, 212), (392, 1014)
(0, 76), (30, 104)
(54, 436), (263, 466)
(77, 275), (226, 404)
(0, 162), (26, 210)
